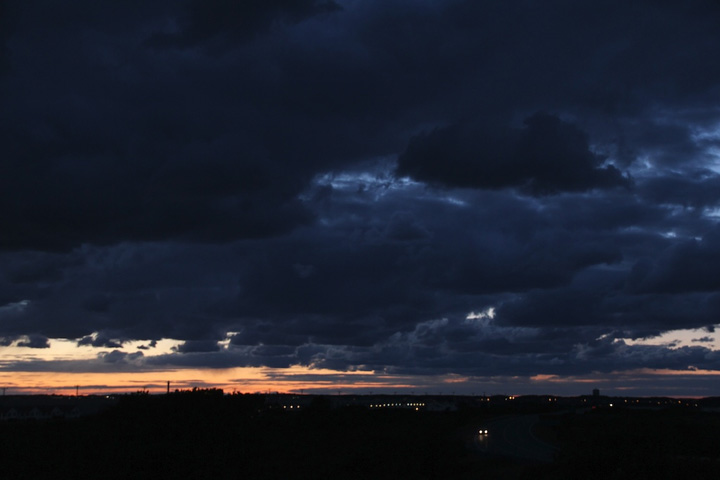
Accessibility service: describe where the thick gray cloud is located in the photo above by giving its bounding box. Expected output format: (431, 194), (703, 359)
(174, 339), (221, 353)
(2, 0), (720, 393)
(626, 226), (720, 294)
(77, 333), (125, 349)
(1, 334), (50, 349)
(145, 0), (341, 49)
(397, 113), (631, 194)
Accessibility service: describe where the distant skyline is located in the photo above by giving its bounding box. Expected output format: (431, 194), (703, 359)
(2, 0), (720, 397)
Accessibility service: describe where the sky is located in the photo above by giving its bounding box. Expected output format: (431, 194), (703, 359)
(2, 0), (720, 397)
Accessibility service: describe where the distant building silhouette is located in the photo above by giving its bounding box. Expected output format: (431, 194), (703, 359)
(593, 388), (600, 397)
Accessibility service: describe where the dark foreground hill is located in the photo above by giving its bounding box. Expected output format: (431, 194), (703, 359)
(1, 392), (720, 479)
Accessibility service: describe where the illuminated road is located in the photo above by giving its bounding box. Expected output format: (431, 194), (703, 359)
(473, 415), (558, 463)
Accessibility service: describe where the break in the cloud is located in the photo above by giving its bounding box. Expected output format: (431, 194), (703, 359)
(2, 0), (720, 396)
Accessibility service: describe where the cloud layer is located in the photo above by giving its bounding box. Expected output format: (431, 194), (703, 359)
(2, 0), (720, 394)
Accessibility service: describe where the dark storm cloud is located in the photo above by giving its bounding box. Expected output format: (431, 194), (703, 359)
(4, 251), (80, 285)
(499, 286), (720, 335)
(3, 0), (720, 389)
(144, 347), (299, 370)
(145, 0), (341, 49)
(627, 227), (720, 294)
(174, 339), (221, 353)
(397, 113), (631, 195)
(136, 340), (158, 351)
(0, 334), (50, 349)
(692, 336), (714, 343)
(641, 172), (720, 209)
(0, 0), (328, 252)
(98, 350), (143, 365)
(16, 334), (51, 349)
(3, 0), (717, 251)
(0, 0), (13, 75)
(77, 333), (125, 349)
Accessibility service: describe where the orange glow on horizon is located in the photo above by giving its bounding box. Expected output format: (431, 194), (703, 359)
(2, 366), (720, 397)
(0, 366), (416, 395)
(530, 368), (720, 385)
(628, 368), (720, 376)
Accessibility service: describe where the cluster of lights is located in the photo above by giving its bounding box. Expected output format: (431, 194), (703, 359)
(369, 402), (426, 408)
(282, 405), (301, 409)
